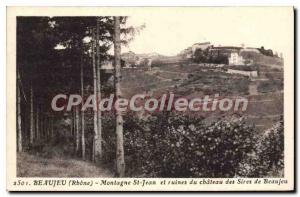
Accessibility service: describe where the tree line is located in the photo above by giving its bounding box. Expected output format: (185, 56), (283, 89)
(16, 16), (137, 177)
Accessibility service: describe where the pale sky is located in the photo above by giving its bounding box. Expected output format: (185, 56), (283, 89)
(121, 7), (293, 57)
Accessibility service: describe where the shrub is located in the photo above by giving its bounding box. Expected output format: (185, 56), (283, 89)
(102, 112), (283, 178)
(238, 120), (284, 177)
(136, 114), (259, 177)
(102, 112), (259, 177)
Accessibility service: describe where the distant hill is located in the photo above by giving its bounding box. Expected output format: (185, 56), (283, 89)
(122, 51), (165, 64)
(122, 43), (283, 68)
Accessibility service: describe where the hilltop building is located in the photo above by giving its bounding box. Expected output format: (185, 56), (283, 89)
(228, 52), (245, 65)
(210, 46), (243, 56)
(241, 47), (260, 53)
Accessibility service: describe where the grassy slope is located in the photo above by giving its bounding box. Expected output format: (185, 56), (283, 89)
(121, 59), (283, 131)
(17, 153), (112, 177)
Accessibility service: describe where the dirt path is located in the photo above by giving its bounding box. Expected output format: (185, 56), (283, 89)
(17, 153), (113, 177)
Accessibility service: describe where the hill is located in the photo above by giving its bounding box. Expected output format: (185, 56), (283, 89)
(120, 58), (283, 131)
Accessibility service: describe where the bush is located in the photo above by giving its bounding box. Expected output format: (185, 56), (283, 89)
(238, 120), (284, 177)
(136, 114), (260, 177)
(102, 112), (258, 177)
(102, 112), (284, 178)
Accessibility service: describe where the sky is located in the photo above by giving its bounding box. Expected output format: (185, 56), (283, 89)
(121, 7), (293, 57)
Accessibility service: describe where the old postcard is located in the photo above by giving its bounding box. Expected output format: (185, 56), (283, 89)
(7, 7), (294, 191)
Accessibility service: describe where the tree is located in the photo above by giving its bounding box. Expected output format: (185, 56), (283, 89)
(30, 85), (34, 145)
(16, 16), (141, 165)
(81, 54), (86, 160)
(17, 17), (58, 150)
(114, 16), (125, 177)
(35, 104), (39, 140)
(75, 106), (80, 153)
(50, 117), (54, 138)
(95, 18), (103, 163)
(91, 27), (98, 162)
(51, 17), (115, 161)
(17, 71), (22, 152)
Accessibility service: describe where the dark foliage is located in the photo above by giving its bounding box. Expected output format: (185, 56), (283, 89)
(258, 46), (274, 57)
(238, 120), (284, 177)
(193, 48), (228, 64)
(101, 112), (283, 177)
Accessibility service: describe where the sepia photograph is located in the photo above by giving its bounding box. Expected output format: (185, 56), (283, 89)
(6, 7), (294, 191)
